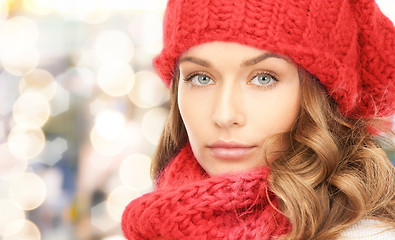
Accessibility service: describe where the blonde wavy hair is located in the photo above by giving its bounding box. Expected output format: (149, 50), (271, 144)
(151, 68), (395, 239)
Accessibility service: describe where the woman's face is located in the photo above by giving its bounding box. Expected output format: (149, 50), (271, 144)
(178, 41), (301, 176)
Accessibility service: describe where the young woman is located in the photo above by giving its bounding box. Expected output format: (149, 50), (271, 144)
(122, 0), (395, 239)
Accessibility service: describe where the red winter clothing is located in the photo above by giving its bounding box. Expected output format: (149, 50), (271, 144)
(153, 0), (395, 118)
(122, 144), (290, 239)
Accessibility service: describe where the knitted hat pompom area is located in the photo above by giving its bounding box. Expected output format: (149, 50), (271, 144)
(153, 0), (395, 118)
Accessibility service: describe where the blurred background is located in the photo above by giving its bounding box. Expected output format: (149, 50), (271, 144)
(0, 0), (393, 240)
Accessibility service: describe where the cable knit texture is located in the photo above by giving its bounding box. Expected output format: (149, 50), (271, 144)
(153, 0), (395, 118)
(122, 144), (291, 239)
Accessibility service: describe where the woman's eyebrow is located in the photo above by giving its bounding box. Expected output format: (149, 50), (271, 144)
(179, 56), (211, 67)
(179, 53), (290, 68)
(241, 53), (290, 67)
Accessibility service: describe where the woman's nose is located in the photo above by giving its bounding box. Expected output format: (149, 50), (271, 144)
(211, 83), (246, 128)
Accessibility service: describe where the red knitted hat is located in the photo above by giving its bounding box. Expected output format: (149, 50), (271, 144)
(153, 0), (395, 118)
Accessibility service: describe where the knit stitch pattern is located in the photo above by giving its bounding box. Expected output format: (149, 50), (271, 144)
(153, 0), (395, 118)
(122, 144), (290, 239)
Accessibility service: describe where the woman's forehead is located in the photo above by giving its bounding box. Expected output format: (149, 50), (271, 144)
(181, 41), (269, 57)
(179, 41), (293, 68)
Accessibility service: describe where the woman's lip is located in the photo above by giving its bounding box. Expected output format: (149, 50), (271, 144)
(207, 141), (254, 148)
(207, 143), (255, 159)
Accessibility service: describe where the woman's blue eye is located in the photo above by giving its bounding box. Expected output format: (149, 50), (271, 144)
(189, 74), (214, 86)
(250, 73), (278, 86)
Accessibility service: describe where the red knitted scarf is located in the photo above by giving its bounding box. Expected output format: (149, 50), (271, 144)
(122, 144), (291, 239)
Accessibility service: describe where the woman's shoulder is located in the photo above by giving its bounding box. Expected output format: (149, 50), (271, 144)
(339, 218), (395, 240)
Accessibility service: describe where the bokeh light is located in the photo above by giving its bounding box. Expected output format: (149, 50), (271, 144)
(89, 95), (111, 116)
(90, 109), (128, 155)
(119, 154), (152, 191)
(8, 16), (39, 44)
(103, 0), (166, 11)
(0, 1), (8, 22)
(0, 18), (25, 54)
(7, 126), (46, 160)
(40, 168), (63, 206)
(128, 71), (168, 109)
(76, 48), (99, 70)
(81, 7), (112, 24)
(94, 30), (134, 63)
(0, 16), (39, 76)
(90, 201), (118, 232)
(0, 71), (23, 116)
(13, 92), (51, 129)
(19, 69), (57, 101)
(57, 67), (95, 98)
(128, 11), (163, 55)
(102, 235), (126, 240)
(90, 125), (128, 156)
(3, 219), (41, 240)
(123, 122), (145, 150)
(0, 121), (5, 140)
(0, 16), (38, 52)
(8, 172), (47, 211)
(1, 44), (40, 76)
(23, 0), (54, 15)
(0, 144), (28, 180)
(0, 199), (25, 236)
(97, 62), (135, 97)
(94, 110), (126, 140)
(49, 83), (70, 117)
(36, 137), (68, 166)
(141, 108), (168, 145)
(106, 186), (140, 222)
(55, 0), (112, 24)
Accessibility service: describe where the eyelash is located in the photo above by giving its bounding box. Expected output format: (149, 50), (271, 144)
(182, 71), (279, 89)
(249, 71), (279, 89)
(183, 71), (214, 88)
